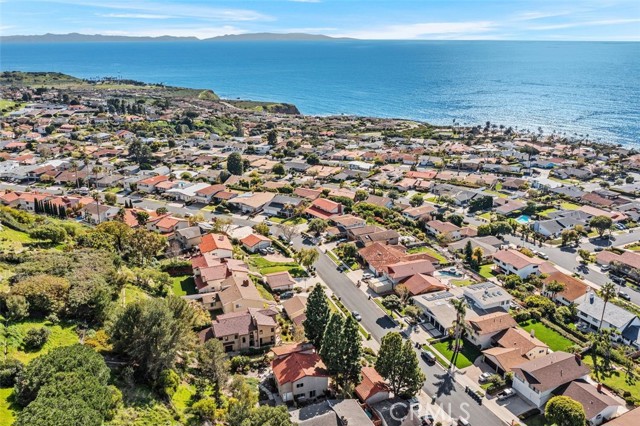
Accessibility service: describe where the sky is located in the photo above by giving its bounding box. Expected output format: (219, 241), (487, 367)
(1, 0), (639, 40)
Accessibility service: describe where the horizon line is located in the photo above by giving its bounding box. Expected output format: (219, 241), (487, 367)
(1, 32), (639, 42)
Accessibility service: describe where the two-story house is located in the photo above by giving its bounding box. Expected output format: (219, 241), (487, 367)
(492, 249), (542, 279)
(466, 311), (517, 349)
(511, 351), (590, 408)
(198, 307), (279, 353)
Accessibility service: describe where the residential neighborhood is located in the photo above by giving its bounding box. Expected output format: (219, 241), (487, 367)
(1, 72), (640, 426)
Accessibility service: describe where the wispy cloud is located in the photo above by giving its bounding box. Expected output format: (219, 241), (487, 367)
(528, 18), (640, 30)
(42, 0), (273, 22)
(98, 13), (172, 20)
(335, 21), (496, 40)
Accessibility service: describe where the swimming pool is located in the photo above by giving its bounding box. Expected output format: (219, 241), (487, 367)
(516, 215), (531, 224)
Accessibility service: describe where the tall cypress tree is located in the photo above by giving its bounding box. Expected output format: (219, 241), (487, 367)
(318, 313), (344, 377)
(341, 316), (363, 389)
(302, 284), (331, 350)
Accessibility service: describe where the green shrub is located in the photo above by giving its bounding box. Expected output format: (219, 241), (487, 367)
(23, 327), (51, 351)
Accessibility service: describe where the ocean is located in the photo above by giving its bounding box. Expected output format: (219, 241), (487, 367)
(1, 40), (638, 145)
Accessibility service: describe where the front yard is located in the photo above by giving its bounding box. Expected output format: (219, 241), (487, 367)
(519, 320), (574, 352)
(248, 255), (306, 277)
(431, 338), (481, 369)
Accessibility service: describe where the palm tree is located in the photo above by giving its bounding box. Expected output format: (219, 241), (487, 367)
(597, 283), (617, 331)
(449, 298), (468, 371)
(91, 191), (101, 224)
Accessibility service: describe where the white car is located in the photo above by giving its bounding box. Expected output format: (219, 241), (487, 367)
(352, 311), (362, 321)
(479, 372), (493, 383)
(497, 388), (517, 401)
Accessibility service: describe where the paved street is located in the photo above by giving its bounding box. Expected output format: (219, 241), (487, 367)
(417, 355), (507, 426)
(503, 233), (640, 306)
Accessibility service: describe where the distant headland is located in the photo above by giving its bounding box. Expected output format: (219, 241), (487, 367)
(0, 32), (355, 43)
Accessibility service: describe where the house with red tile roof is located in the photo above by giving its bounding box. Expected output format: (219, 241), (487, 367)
(199, 233), (233, 258)
(355, 367), (390, 405)
(305, 198), (343, 220)
(136, 174), (169, 193)
(272, 351), (329, 402)
(240, 233), (272, 253)
(146, 214), (189, 235)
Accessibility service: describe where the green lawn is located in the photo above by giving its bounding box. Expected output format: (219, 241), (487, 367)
(1, 320), (78, 364)
(560, 202), (580, 210)
(450, 279), (474, 287)
(406, 246), (447, 263)
(0, 227), (36, 251)
(519, 321), (574, 352)
(171, 275), (197, 296)
(478, 212), (492, 221)
(538, 208), (558, 217)
(484, 190), (508, 199)
(249, 255), (305, 277)
(431, 339), (481, 369)
(326, 250), (340, 264)
(582, 355), (640, 400)
(0, 388), (17, 426)
(479, 264), (496, 279)
(104, 187), (122, 194)
(283, 217), (307, 225)
(121, 284), (150, 305)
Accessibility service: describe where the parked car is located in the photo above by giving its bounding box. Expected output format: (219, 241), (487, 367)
(497, 388), (516, 401)
(279, 291), (294, 300)
(594, 247), (604, 252)
(352, 311), (362, 321)
(618, 292), (631, 301)
(362, 273), (373, 280)
(600, 263), (610, 271)
(611, 275), (626, 285)
(457, 417), (470, 426)
(478, 372), (493, 383)
(421, 349), (436, 364)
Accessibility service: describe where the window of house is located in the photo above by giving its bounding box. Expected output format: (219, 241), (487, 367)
(260, 330), (263, 334)
(242, 337), (246, 343)
(296, 383), (304, 388)
(309, 390), (316, 398)
(271, 327), (275, 332)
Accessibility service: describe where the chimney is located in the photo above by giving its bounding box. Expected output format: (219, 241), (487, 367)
(242, 278), (250, 286)
(589, 292), (595, 303)
(575, 353), (582, 365)
(560, 370), (563, 377)
(530, 329), (535, 338)
(340, 416), (348, 426)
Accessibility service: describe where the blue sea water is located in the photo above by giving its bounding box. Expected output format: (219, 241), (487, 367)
(1, 40), (638, 145)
